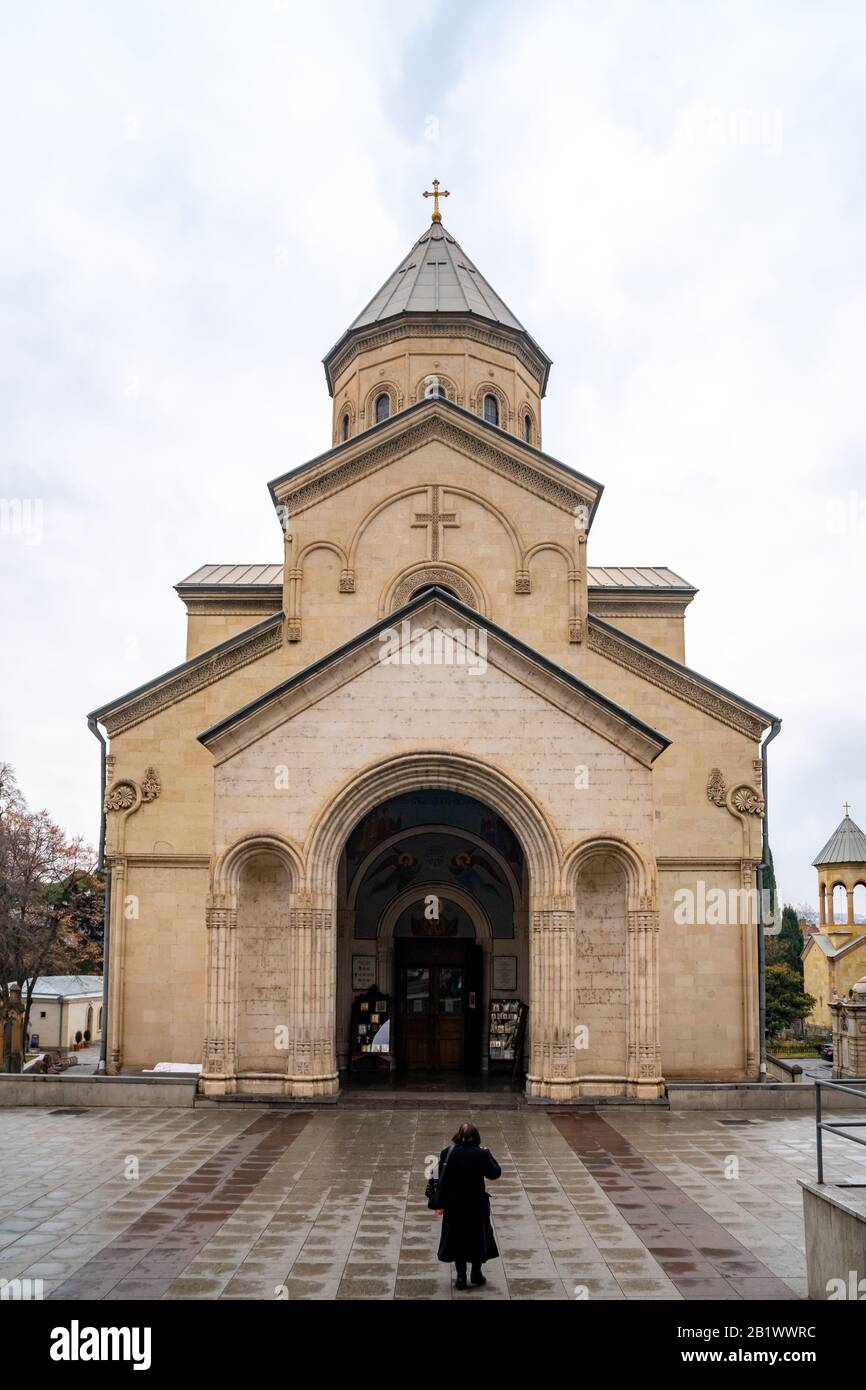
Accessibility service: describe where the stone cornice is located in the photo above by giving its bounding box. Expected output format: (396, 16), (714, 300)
(182, 599), (281, 617)
(270, 404), (599, 522)
(587, 598), (694, 619)
(90, 614), (283, 738)
(588, 617), (776, 740)
(323, 314), (550, 396)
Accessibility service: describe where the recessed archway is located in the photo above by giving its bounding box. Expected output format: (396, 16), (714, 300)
(330, 780), (533, 1081)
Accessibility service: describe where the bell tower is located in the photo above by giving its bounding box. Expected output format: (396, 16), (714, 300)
(813, 804), (866, 948)
(322, 182), (552, 449)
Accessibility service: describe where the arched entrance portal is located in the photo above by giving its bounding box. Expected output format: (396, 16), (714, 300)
(336, 790), (529, 1082)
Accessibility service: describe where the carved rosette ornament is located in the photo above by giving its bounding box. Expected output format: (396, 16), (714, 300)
(104, 767), (162, 814)
(731, 786), (765, 816)
(104, 782), (137, 812)
(514, 570), (531, 594)
(707, 768), (765, 817)
(339, 570), (355, 593)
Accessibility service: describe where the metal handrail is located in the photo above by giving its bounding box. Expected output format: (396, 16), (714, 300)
(815, 1077), (866, 1183)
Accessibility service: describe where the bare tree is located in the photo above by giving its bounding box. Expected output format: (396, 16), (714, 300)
(0, 766), (99, 1066)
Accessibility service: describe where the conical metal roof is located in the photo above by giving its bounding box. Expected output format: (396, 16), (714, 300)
(349, 220), (527, 332)
(812, 813), (866, 866)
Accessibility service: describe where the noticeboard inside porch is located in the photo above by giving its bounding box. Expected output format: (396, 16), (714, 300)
(488, 998), (527, 1067)
(350, 985), (392, 1070)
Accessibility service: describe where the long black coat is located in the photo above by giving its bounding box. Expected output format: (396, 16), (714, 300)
(436, 1143), (501, 1265)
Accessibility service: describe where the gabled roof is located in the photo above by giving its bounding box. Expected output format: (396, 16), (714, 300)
(268, 396), (602, 524)
(803, 932), (866, 961)
(587, 615), (778, 739)
(88, 613), (283, 737)
(813, 813), (866, 867)
(198, 587), (670, 768)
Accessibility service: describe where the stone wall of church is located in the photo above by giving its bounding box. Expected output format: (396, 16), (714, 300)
(574, 856), (628, 1078)
(116, 863), (208, 1071)
(235, 855), (291, 1074)
(658, 866), (756, 1080)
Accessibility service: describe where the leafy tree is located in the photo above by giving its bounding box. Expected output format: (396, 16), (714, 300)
(766, 964), (815, 1037)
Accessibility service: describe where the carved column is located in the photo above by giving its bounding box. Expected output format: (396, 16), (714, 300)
(286, 893), (338, 1097)
(740, 861), (759, 1077)
(336, 906), (355, 1071)
(285, 568), (302, 642)
(105, 858), (127, 1074)
(626, 906), (664, 1099)
(202, 893), (238, 1095)
(526, 900), (577, 1100)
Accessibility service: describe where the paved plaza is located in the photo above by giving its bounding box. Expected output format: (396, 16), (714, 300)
(1, 1102), (863, 1301)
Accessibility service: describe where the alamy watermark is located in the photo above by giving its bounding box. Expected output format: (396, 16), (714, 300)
(674, 881), (780, 932)
(0, 498), (43, 546)
(675, 104), (783, 155)
(379, 619), (487, 674)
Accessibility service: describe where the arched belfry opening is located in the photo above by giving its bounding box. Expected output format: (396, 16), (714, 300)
(335, 789), (529, 1084)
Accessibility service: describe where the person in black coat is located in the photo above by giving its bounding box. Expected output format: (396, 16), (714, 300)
(436, 1121), (501, 1289)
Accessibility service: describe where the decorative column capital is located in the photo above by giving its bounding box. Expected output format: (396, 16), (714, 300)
(627, 908), (659, 932)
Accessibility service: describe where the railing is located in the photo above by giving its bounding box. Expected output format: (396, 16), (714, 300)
(815, 1077), (866, 1183)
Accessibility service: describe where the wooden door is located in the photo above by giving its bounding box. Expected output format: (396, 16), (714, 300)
(397, 946), (466, 1070)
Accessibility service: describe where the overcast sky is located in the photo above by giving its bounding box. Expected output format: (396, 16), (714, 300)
(1, 0), (864, 911)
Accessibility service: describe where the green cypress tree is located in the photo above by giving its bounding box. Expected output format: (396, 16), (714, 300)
(778, 904), (805, 976)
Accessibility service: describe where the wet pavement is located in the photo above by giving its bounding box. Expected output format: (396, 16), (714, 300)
(1, 1102), (863, 1300)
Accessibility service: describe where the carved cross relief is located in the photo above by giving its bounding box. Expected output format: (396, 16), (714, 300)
(412, 486), (459, 561)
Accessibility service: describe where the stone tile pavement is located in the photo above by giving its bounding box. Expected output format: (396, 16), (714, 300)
(0, 1103), (863, 1300)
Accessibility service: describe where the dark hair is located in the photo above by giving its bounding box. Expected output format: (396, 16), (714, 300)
(452, 1122), (481, 1146)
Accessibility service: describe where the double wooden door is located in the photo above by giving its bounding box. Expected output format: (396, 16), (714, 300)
(396, 941), (482, 1071)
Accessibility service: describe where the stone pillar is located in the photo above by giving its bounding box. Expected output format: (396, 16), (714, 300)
(819, 881), (826, 927)
(740, 860), (759, 1078)
(847, 888), (856, 927)
(626, 907), (664, 1099)
(105, 858), (127, 1074)
(202, 893), (238, 1095)
(526, 900), (577, 1100)
(335, 906), (355, 1071)
(286, 893), (339, 1098)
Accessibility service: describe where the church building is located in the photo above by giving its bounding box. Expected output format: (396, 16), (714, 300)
(89, 187), (780, 1100)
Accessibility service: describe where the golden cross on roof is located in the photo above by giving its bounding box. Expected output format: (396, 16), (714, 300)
(422, 178), (450, 222)
(844, 801), (851, 817)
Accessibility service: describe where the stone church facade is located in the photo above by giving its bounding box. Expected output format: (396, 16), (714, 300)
(90, 198), (779, 1101)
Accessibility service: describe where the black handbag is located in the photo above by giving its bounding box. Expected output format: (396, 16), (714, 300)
(425, 1143), (455, 1210)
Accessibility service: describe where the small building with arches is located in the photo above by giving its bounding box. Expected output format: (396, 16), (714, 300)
(803, 807), (866, 1028)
